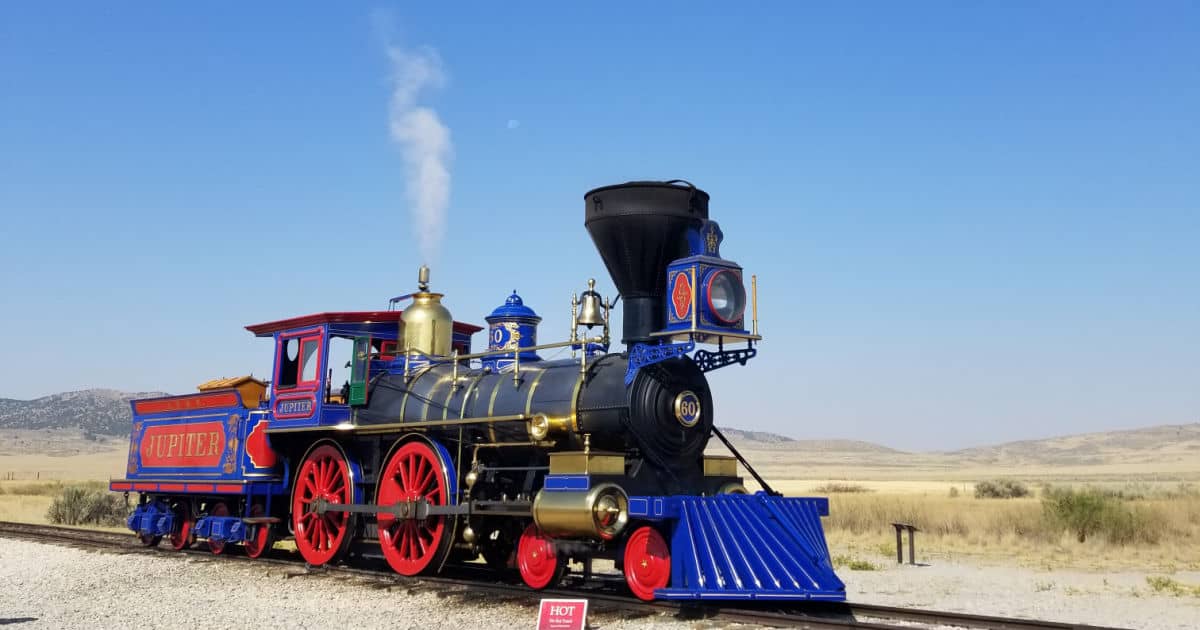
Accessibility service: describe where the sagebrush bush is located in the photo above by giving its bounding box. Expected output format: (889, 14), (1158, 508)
(1041, 486), (1164, 544)
(812, 482), (872, 494)
(46, 485), (127, 527)
(974, 479), (1030, 499)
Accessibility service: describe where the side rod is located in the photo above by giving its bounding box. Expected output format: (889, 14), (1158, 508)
(310, 498), (532, 519)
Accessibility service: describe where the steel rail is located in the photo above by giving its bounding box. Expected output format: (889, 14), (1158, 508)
(0, 521), (1130, 630)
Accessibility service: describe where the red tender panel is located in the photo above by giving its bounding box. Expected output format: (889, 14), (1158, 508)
(109, 482), (132, 491)
(215, 484), (244, 493)
(158, 484), (186, 492)
(245, 420), (277, 468)
(134, 391), (240, 415)
(139, 421), (226, 468)
(134, 483), (157, 491)
(185, 484), (215, 492)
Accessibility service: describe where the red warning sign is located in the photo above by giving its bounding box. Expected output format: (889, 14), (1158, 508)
(536, 598), (587, 630)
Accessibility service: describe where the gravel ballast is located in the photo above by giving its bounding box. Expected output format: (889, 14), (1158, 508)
(0, 539), (684, 629)
(2, 538), (1198, 629)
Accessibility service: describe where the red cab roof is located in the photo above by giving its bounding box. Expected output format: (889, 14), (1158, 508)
(245, 311), (483, 337)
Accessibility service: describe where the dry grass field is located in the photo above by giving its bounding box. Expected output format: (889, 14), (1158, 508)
(2, 425), (1199, 576)
(726, 428), (1200, 573)
(0, 441), (127, 524)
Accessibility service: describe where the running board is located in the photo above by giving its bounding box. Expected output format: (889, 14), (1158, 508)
(654, 494), (845, 600)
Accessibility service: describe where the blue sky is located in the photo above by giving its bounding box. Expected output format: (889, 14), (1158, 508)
(1, 3), (1196, 450)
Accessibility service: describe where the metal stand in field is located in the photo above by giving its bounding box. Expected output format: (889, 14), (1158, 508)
(891, 522), (919, 564)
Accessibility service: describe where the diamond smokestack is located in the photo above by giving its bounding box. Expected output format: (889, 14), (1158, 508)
(584, 181), (709, 346)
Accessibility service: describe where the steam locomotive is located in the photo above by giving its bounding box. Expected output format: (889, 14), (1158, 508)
(112, 181), (845, 601)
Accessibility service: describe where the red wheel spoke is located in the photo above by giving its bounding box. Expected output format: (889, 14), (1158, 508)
(316, 459), (328, 490)
(325, 458), (339, 489)
(415, 465), (434, 495)
(329, 473), (345, 495)
(405, 454), (416, 492)
(399, 524), (412, 558)
(396, 457), (409, 490)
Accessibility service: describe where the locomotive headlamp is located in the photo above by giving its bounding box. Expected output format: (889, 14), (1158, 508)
(704, 269), (746, 325)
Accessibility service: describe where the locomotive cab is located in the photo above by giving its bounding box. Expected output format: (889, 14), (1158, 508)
(245, 312), (481, 427)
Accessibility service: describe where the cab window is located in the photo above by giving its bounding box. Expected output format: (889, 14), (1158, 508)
(300, 339), (320, 382)
(277, 334), (321, 389)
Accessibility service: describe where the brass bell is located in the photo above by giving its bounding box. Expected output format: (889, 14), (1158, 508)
(576, 278), (605, 328)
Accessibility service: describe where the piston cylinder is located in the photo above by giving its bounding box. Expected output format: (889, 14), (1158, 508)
(531, 483), (629, 540)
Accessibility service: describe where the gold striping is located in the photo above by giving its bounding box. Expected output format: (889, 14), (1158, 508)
(423, 373), (452, 421)
(486, 374), (504, 416)
(485, 376), (505, 442)
(568, 370), (585, 432)
(138, 412), (229, 424)
(265, 414), (529, 435)
(523, 368), (548, 416)
(459, 372), (485, 418)
(399, 365), (432, 420)
(111, 478), (254, 485)
(442, 374), (458, 420)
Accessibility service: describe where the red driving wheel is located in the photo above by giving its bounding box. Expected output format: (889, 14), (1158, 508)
(377, 441), (450, 576)
(207, 501), (230, 555)
(169, 502), (194, 551)
(291, 443), (354, 566)
(243, 503), (274, 559)
(623, 525), (671, 601)
(517, 523), (564, 590)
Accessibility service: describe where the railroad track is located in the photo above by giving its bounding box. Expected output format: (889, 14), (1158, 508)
(0, 521), (1129, 630)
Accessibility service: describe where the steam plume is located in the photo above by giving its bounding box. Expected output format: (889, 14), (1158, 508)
(387, 44), (452, 263)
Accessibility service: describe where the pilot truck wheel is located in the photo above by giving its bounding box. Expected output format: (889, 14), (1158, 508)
(207, 501), (230, 555)
(517, 523), (565, 590)
(622, 525), (671, 601)
(243, 502), (274, 559)
(169, 501), (194, 551)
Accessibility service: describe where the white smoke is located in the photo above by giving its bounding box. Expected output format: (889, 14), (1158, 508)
(387, 44), (452, 263)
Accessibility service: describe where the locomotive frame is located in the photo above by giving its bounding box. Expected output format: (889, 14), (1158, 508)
(111, 180), (846, 601)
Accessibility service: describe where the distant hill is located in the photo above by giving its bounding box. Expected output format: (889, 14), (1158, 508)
(717, 426), (902, 454)
(4, 390), (1195, 469)
(0, 389), (169, 436)
(948, 423), (1200, 466)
